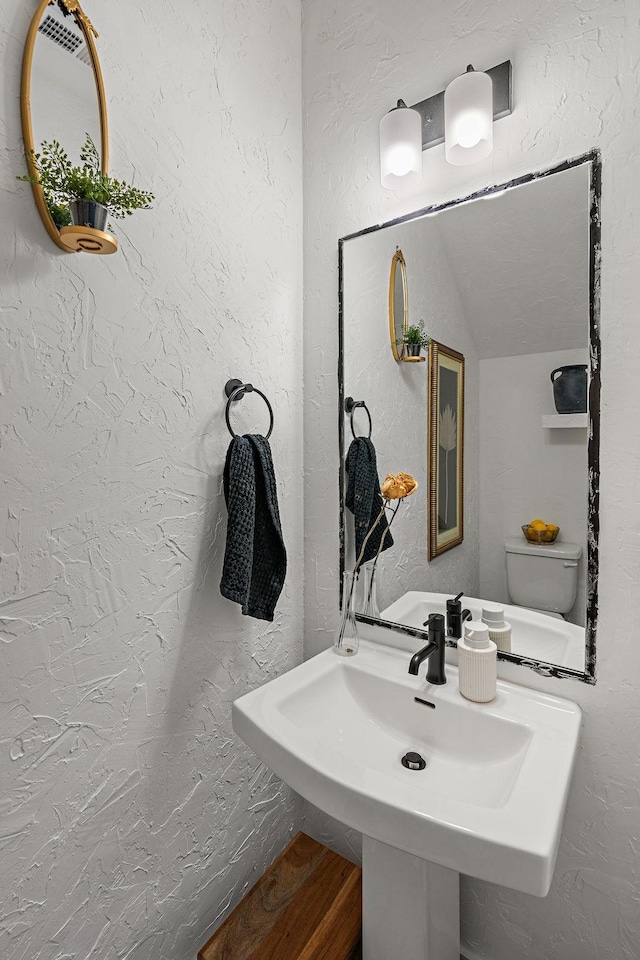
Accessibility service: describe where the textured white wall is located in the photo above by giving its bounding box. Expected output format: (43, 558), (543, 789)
(342, 215), (479, 613)
(479, 348), (588, 627)
(0, 1), (303, 958)
(302, 1), (640, 958)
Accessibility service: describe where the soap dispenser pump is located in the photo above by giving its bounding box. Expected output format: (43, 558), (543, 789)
(481, 603), (512, 653)
(458, 620), (497, 703)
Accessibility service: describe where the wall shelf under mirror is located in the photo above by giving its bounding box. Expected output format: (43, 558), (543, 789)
(338, 151), (601, 683)
(542, 414), (589, 429)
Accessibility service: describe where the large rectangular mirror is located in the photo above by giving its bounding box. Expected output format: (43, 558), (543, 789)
(338, 153), (600, 682)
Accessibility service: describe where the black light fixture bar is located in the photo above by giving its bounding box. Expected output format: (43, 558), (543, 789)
(410, 59), (513, 151)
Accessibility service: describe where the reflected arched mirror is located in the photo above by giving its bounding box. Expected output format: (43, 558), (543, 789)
(389, 248), (408, 361)
(20, 0), (111, 252)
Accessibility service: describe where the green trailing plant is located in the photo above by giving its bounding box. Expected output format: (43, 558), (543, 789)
(44, 192), (72, 228)
(17, 134), (154, 221)
(397, 320), (431, 350)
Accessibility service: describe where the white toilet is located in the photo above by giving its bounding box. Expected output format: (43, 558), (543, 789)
(504, 537), (582, 619)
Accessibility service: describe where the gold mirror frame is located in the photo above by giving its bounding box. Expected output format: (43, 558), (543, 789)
(20, 0), (109, 252)
(389, 248), (408, 361)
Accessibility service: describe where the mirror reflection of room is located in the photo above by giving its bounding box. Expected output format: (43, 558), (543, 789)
(342, 161), (591, 672)
(31, 2), (101, 169)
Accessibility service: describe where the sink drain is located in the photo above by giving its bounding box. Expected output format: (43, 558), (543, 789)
(401, 751), (426, 771)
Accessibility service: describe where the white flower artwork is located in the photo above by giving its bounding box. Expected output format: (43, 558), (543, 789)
(428, 340), (464, 560)
(439, 403), (457, 529)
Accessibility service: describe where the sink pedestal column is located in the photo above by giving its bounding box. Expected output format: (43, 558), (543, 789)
(362, 836), (459, 960)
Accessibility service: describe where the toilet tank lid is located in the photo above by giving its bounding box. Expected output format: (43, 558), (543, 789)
(504, 537), (582, 560)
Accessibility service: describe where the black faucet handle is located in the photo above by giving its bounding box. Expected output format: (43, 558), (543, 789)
(411, 614), (447, 684)
(422, 613), (445, 636)
(447, 592), (463, 613)
(422, 613), (443, 628)
(446, 594), (465, 639)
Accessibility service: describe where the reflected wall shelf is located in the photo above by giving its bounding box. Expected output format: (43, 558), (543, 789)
(542, 414), (588, 429)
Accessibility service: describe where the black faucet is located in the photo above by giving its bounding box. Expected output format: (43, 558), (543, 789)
(408, 614), (447, 684)
(446, 592), (472, 639)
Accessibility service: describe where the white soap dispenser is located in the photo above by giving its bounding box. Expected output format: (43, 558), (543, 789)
(481, 603), (512, 653)
(458, 620), (497, 703)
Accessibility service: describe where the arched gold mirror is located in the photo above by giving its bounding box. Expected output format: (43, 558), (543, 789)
(20, 0), (116, 253)
(389, 248), (408, 361)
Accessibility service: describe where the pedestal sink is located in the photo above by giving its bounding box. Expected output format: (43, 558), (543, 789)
(232, 639), (581, 960)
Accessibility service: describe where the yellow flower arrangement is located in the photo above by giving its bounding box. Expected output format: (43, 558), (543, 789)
(353, 471), (418, 575)
(338, 469), (419, 655)
(381, 472), (418, 500)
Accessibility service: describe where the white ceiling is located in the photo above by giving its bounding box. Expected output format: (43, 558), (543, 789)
(433, 163), (590, 359)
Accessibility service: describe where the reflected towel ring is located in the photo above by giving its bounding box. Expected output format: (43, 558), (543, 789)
(224, 379), (274, 439)
(344, 396), (372, 440)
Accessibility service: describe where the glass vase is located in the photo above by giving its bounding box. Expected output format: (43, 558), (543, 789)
(360, 560), (381, 619)
(335, 570), (359, 656)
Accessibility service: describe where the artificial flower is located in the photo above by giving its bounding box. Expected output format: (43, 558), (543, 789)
(381, 472), (418, 500)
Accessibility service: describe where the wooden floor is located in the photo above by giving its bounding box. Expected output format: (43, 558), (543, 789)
(198, 833), (362, 960)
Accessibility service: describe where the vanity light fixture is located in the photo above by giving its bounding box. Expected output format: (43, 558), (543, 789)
(379, 100), (423, 190)
(444, 65), (493, 166)
(379, 60), (512, 187)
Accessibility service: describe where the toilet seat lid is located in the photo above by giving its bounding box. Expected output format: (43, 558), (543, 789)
(504, 537), (582, 560)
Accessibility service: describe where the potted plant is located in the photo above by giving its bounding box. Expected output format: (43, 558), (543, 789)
(18, 134), (154, 233)
(399, 320), (431, 357)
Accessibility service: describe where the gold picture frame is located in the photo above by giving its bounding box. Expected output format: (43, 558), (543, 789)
(428, 340), (464, 560)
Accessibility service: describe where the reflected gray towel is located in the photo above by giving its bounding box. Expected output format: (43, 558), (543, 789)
(220, 434), (287, 621)
(345, 437), (393, 564)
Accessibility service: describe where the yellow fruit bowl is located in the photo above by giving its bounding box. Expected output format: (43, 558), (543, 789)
(522, 524), (559, 544)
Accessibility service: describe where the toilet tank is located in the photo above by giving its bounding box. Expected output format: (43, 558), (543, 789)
(504, 538), (582, 614)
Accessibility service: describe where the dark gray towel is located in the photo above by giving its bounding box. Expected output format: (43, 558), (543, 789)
(345, 437), (393, 564)
(220, 434), (287, 621)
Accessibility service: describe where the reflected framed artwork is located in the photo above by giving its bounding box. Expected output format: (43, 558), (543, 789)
(428, 341), (464, 560)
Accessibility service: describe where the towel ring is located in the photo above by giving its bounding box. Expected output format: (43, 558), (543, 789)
(224, 379), (274, 439)
(344, 396), (372, 441)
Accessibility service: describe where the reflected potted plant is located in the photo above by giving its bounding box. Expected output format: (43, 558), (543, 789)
(17, 134), (154, 233)
(398, 320), (431, 358)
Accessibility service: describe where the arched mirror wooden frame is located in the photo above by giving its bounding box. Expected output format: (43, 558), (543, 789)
(389, 248), (409, 361)
(20, 0), (110, 252)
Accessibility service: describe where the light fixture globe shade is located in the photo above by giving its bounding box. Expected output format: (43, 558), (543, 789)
(444, 69), (493, 166)
(379, 104), (422, 189)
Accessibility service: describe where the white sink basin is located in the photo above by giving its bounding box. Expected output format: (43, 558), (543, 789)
(381, 590), (585, 671)
(233, 639), (581, 897)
